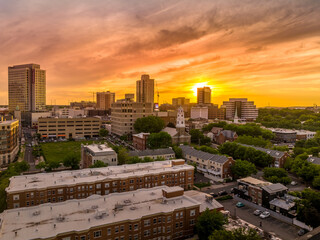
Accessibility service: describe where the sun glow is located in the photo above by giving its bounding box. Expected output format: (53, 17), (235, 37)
(191, 82), (214, 97)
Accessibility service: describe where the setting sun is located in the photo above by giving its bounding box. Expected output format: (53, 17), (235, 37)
(191, 82), (214, 97)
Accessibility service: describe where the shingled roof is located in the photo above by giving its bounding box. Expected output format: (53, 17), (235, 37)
(307, 156), (320, 165)
(179, 145), (229, 164)
(239, 144), (286, 159)
(129, 148), (175, 157)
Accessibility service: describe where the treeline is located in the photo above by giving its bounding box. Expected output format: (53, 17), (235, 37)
(202, 122), (275, 140)
(219, 142), (273, 168)
(0, 161), (30, 212)
(257, 108), (320, 131)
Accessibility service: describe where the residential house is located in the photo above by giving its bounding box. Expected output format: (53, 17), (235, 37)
(128, 148), (175, 160)
(179, 145), (234, 181)
(132, 132), (150, 150)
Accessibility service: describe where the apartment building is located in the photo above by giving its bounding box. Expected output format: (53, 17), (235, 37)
(81, 143), (118, 168)
(128, 148), (175, 160)
(0, 119), (19, 167)
(136, 74), (154, 104)
(221, 98), (258, 121)
(197, 87), (211, 104)
(132, 132), (150, 150)
(96, 91), (116, 110)
(6, 160), (194, 209)
(172, 97), (190, 106)
(37, 117), (101, 139)
(0, 186), (223, 240)
(239, 144), (289, 168)
(111, 101), (153, 136)
(179, 145), (234, 181)
(8, 63), (46, 112)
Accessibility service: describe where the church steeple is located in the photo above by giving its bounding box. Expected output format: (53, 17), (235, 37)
(176, 106), (185, 128)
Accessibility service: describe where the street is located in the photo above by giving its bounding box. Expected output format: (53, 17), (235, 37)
(23, 128), (36, 171)
(221, 199), (300, 240)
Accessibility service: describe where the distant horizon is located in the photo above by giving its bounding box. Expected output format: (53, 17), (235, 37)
(1, 1), (320, 107)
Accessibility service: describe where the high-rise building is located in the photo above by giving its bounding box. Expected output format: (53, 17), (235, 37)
(197, 87), (211, 104)
(0, 118), (19, 167)
(96, 91), (115, 110)
(111, 101), (153, 136)
(172, 97), (190, 106)
(136, 74), (154, 104)
(221, 98), (258, 121)
(8, 64), (46, 112)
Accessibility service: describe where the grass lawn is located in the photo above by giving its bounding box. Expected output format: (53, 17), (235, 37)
(41, 140), (109, 163)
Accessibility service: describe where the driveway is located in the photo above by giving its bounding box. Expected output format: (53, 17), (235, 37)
(221, 199), (300, 240)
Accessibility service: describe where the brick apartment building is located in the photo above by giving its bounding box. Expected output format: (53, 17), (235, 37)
(38, 117), (101, 139)
(179, 145), (234, 181)
(132, 132), (150, 150)
(0, 186), (223, 240)
(0, 119), (19, 167)
(6, 160), (194, 209)
(128, 148), (175, 160)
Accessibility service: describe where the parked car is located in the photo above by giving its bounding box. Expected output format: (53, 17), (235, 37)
(254, 209), (262, 216)
(298, 229), (307, 236)
(291, 181), (298, 186)
(230, 188), (235, 193)
(218, 190), (228, 196)
(259, 211), (270, 219)
(236, 202), (244, 208)
(210, 192), (218, 198)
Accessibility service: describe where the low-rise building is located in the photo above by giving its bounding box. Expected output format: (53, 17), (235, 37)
(0, 119), (19, 167)
(132, 132), (150, 150)
(38, 116), (101, 139)
(180, 145), (234, 181)
(81, 143), (117, 168)
(6, 160), (194, 209)
(239, 144), (289, 168)
(307, 156), (320, 165)
(207, 129), (238, 145)
(0, 186), (223, 240)
(191, 106), (208, 120)
(235, 177), (288, 207)
(128, 148), (175, 160)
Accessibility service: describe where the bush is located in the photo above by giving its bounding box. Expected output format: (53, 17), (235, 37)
(216, 195), (233, 201)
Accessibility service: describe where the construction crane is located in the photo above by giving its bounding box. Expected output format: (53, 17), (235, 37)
(155, 80), (160, 104)
(88, 92), (95, 102)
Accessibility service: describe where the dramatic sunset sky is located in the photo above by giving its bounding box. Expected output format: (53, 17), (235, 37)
(0, 0), (320, 107)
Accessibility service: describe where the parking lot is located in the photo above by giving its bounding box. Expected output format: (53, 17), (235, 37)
(221, 199), (300, 240)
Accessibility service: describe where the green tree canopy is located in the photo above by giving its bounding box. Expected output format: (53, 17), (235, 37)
(147, 132), (172, 149)
(209, 228), (262, 240)
(99, 128), (109, 137)
(231, 160), (257, 178)
(134, 116), (165, 133)
(90, 160), (108, 168)
(173, 146), (183, 158)
(196, 209), (227, 240)
(63, 153), (80, 170)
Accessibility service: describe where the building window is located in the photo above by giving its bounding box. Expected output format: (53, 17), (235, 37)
(93, 230), (102, 238)
(13, 194), (19, 200)
(80, 236), (86, 240)
(190, 209), (196, 216)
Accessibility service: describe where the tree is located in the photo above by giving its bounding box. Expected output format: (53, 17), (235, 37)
(63, 154), (80, 170)
(147, 132), (172, 149)
(35, 162), (47, 170)
(99, 128), (109, 137)
(196, 209), (227, 240)
(313, 176), (320, 189)
(263, 167), (291, 184)
(209, 228), (262, 240)
(90, 160), (108, 168)
(167, 122), (175, 128)
(117, 147), (130, 165)
(134, 116), (165, 133)
(173, 146), (183, 158)
(231, 160), (257, 178)
(190, 129), (203, 144)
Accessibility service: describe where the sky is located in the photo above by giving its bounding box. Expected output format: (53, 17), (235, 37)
(0, 0), (320, 107)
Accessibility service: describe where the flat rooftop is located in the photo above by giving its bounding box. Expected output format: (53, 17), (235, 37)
(0, 187), (220, 240)
(6, 160), (193, 193)
(238, 177), (272, 187)
(84, 144), (115, 154)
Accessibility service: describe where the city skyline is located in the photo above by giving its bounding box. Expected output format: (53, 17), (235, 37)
(1, 0), (320, 107)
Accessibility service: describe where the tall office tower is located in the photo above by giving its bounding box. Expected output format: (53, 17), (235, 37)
(172, 97), (190, 106)
(96, 91), (115, 110)
(8, 64), (46, 112)
(197, 87), (211, 104)
(221, 98), (258, 121)
(136, 74), (154, 104)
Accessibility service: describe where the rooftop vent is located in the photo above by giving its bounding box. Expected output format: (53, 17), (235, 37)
(33, 211), (40, 216)
(124, 199), (131, 204)
(130, 206), (137, 210)
(91, 205), (98, 210)
(57, 214), (65, 222)
(95, 210), (108, 219)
